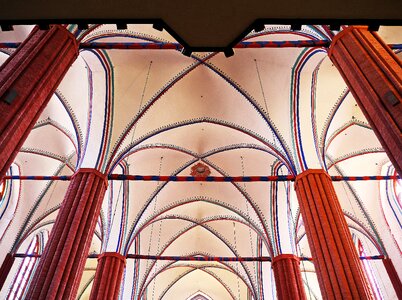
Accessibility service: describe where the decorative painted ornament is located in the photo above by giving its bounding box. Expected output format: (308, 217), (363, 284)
(190, 162), (211, 177)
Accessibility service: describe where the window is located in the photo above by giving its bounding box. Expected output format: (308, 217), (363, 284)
(187, 292), (213, 300)
(358, 240), (384, 300)
(7, 236), (40, 299)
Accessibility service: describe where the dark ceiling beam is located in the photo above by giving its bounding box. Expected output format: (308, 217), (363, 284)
(0, 18), (401, 50)
(2, 41), (402, 51)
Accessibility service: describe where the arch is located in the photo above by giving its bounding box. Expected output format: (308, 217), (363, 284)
(7, 231), (48, 299)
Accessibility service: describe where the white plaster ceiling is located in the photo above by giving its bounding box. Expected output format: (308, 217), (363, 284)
(0, 24), (401, 299)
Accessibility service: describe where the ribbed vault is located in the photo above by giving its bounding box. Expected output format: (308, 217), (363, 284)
(0, 24), (401, 299)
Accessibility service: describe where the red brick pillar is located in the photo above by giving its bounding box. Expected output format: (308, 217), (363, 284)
(26, 169), (108, 300)
(0, 253), (15, 290)
(295, 169), (373, 299)
(272, 254), (307, 300)
(382, 258), (402, 299)
(89, 252), (126, 300)
(0, 25), (78, 181)
(328, 26), (402, 176)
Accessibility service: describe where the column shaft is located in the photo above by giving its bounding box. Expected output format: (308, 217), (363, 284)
(383, 258), (402, 299)
(89, 252), (126, 300)
(27, 169), (107, 300)
(0, 253), (15, 291)
(328, 26), (402, 175)
(272, 254), (307, 300)
(0, 25), (78, 180)
(295, 169), (373, 299)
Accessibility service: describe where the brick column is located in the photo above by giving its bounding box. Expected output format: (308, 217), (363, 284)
(89, 252), (126, 300)
(26, 169), (107, 300)
(0, 253), (15, 291)
(295, 169), (373, 299)
(328, 26), (402, 175)
(272, 254), (307, 300)
(382, 258), (402, 299)
(0, 25), (78, 181)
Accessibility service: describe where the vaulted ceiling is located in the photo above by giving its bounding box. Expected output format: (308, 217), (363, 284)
(0, 24), (401, 299)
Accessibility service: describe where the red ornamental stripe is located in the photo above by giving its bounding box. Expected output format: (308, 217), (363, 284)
(2, 42), (401, 50)
(3, 175), (400, 181)
(125, 255), (273, 261)
(13, 253), (385, 261)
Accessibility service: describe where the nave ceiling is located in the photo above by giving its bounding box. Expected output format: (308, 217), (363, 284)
(0, 24), (401, 299)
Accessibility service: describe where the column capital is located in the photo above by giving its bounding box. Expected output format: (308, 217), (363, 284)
(295, 169), (330, 183)
(90, 251), (126, 300)
(271, 253), (307, 299)
(272, 254), (300, 266)
(328, 26), (368, 57)
(72, 168), (108, 187)
(49, 25), (79, 56)
(98, 252), (127, 265)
